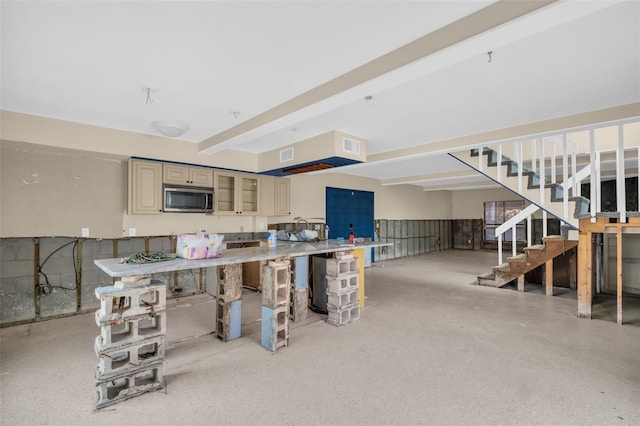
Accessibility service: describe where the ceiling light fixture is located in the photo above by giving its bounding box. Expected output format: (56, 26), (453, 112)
(143, 87), (154, 104)
(152, 121), (188, 138)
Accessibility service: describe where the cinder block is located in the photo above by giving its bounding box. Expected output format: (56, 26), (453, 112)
(289, 288), (308, 322)
(217, 264), (242, 301)
(325, 258), (358, 277)
(325, 273), (358, 294)
(95, 282), (166, 323)
(326, 288), (358, 310)
(327, 305), (360, 327)
(0, 259), (33, 278)
(95, 335), (165, 380)
(261, 305), (289, 352)
(261, 263), (290, 308)
(95, 312), (166, 351)
(216, 299), (242, 341)
(95, 362), (164, 409)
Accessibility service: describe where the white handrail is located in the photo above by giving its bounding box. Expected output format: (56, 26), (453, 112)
(496, 204), (540, 236)
(563, 164), (592, 193)
(495, 203), (539, 265)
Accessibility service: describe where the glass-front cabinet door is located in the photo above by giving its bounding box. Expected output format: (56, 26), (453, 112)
(240, 175), (259, 214)
(214, 171), (237, 214)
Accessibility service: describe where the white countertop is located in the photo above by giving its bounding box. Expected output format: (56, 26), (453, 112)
(94, 240), (391, 277)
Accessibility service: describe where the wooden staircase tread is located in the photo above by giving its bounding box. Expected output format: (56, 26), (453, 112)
(507, 254), (526, 261)
(542, 235), (564, 241)
(525, 244), (545, 251)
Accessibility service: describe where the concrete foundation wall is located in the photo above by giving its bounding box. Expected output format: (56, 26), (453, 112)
(0, 236), (205, 326)
(374, 219), (454, 261)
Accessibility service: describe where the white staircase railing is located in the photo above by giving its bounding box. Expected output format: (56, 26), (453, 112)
(459, 118), (639, 265)
(495, 203), (539, 265)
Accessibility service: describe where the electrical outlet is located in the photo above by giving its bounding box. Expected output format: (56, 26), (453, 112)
(81, 228), (89, 237)
(129, 228), (136, 236)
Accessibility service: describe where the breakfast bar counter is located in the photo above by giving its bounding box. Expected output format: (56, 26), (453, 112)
(94, 239), (387, 277)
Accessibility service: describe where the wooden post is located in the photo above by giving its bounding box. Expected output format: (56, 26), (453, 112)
(517, 274), (525, 292)
(577, 229), (592, 319)
(616, 226), (623, 325)
(545, 259), (553, 296)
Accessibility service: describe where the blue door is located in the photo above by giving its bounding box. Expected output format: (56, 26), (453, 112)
(326, 187), (374, 260)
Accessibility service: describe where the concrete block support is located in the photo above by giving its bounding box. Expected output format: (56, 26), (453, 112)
(261, 305), (289, 352)
(327, 305), (360, 326)
(95, 335), (165, 379)
(261, 261), (291, 350)
(289, 288), (308, 322)
(216, 264), (242, 302)
(95, 312), (167, 351)
(325, 255), (360, 327)
(325, 258), (358, 276)
(215, 299), (242, 341)
(261, 261), (290, 308)
(94, 361), (164, 409)
(293, 256), (309, 289)
(95, 281), (166, 323)
(326, 273), (358, 293)
(94, 279), (166, 409)
(327, 288), (358, 310)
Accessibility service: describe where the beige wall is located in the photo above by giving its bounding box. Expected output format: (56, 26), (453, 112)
(1, 140), (454, 238)
(451, 188), (521, 219)
(1, 111), (258, 172)
(285, 172), (452, 222)
(1, 140), (126, 237)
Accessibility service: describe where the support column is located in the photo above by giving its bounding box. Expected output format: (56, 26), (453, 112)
(261, 260), (291, 351)
(545, 259), (553, 296)
(215, 264), (242, 341)
(290, 256), (309, 322)
(616, 225), (623, 325)
(517, 275), (525, 292)
(94, 278), (166, 408)
(577, 229), (592, 319)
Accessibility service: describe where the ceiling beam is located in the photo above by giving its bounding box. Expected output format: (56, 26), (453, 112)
(199, 0), (557, 154)
(381, 170), (479, 186)
(422, 181), (501, 191)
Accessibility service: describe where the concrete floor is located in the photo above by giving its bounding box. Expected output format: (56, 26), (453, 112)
(1, 250), (639, 425)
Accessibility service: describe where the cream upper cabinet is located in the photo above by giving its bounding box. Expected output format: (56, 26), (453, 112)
(163, 164), (214, 187)
(259, 175), (275, 216)
(240, 174), (260, 214)
(274, 177), (291, 216)
(128, 160), (163, 214)
(214, 171), (260, 215)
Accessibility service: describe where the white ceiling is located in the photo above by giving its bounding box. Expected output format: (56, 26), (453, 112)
(2, 1), (639, 190)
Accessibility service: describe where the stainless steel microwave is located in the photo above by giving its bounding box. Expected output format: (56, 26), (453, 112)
(163, 185), (214, 213)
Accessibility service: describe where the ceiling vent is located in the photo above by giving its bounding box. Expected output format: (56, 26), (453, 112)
(280, 147), (294, 162)
(342, 137), (360, 154)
